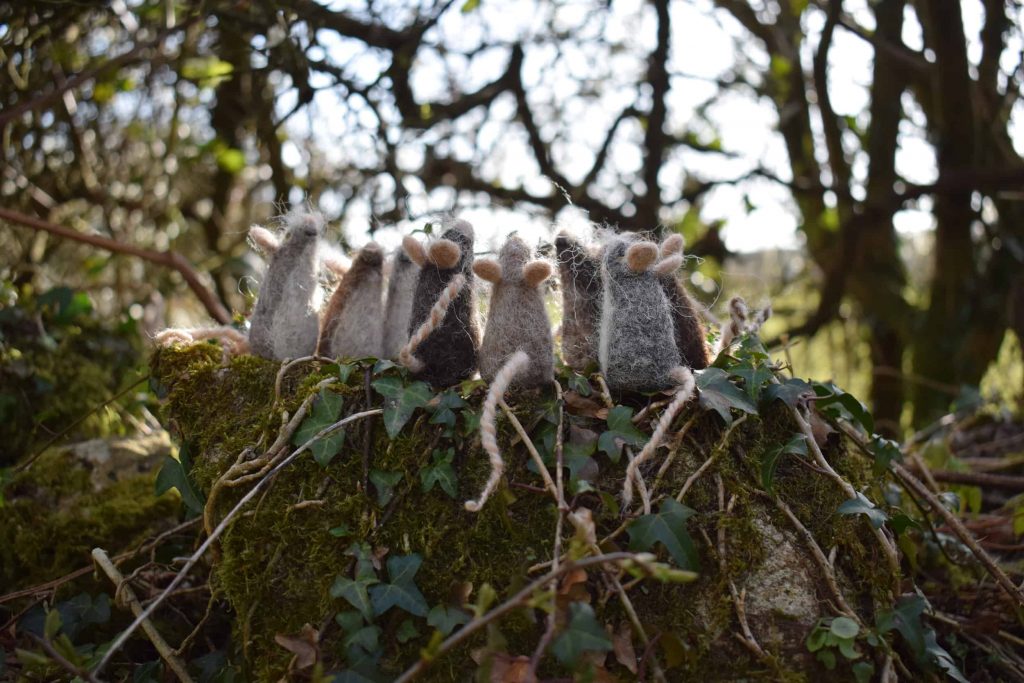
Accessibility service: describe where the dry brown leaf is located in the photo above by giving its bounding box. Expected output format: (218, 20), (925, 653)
(612, 621), (638, 674)
(559, 567), (589, 596)
(565, 392), (609, 419)
(489, 653), (534, 683)
(273, 622), (318, 669)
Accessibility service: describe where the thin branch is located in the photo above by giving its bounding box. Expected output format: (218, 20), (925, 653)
(0, 207), (230, 324)
(91, 408), (383, 677)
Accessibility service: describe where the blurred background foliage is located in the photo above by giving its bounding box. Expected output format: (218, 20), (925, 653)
(1, 0), (1023, 458)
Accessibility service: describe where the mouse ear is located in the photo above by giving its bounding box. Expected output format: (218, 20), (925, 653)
(522, 260), (553, 288)
(427, 238), (461, 269)
(625, 242), (659, 273)
(660, 233), (684, 258)
(403, 235), (427, 267)
(249, 226), (280, 255)
(322, 253), (350, 277)
(473, 258), (502, 283)
(654, 254), (683, 277)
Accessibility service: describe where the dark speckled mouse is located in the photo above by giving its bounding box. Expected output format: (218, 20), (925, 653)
(555, 232), (602, 371)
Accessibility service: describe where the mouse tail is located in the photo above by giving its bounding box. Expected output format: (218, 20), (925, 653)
(465, 350), (530, 512)
(399, 273), (466, 372)
(622, 366), (697, 512)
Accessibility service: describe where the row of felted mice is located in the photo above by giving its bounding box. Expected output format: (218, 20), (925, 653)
(159, 211), (720, 396)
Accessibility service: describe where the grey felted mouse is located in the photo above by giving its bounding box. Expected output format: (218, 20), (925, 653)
(475, 235), (554, 389)
(555, 232), (602, 371)
(400, 219), (480, 387)
(318, 242), (385, 359)
(598, 236), (682, 393)
(382, 249), (420, 360)
(656, 234), (710, 370)
(248, 211), (323, 360)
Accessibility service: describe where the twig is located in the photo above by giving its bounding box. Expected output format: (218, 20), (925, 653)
(714, 480), (766, 658)
(498, 398), (559, 502)
(891, 462), (1024, 605)
(0, 207), (230, 324)
(92, 548), (195, 683)
(27, 633), (100, 683)
(273, 355), (335, 402)
(648, 413), (699, 500)
(675, 415), (747, 503)
(16, 374), (149, 473)
(393, 553), (640, 683)
(594, 373), (615, 409)
(91, 408), (383, 678)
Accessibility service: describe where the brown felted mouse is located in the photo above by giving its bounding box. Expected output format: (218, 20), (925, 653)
(382, 249), (420, 360)
(656, 234), (710, 369)
(555, 231), (603, 371)
(318, 242), (384, 359)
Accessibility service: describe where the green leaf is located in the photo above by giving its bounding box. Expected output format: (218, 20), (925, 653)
(44, 608), (62, 639)
(761, 434), (807, 493)
(372, 378), (432, 438)
(806, 625), (828, 652)
(181, 56), (234, 86)
(568, 373), (591, 396)
(420, 449), (457, 498)
(460, 0), (481, 13)
(696, 368), (758, 425)
(215, 147), (245, 174)
(396, 619), (419, 644)
(330, 524), (352, 538)
(837, 493), (888, 529)
(369, 469), (403, 506)
(852, 661), (874, 683)
(551, 602), (613, 666)
(330, 575), (378, 623)
(627, 498), (699, 570)
(838, 638), (860, 660)
(427, 604), (470, 636)
(830, 616), (859, 639)
(868, 435), (902, 473)
(155, 451), (204, 515)
(428, 390), (466, 428)
(369, 554), (428, 617)
(762, 377), (814, 407)
(817, 649), (836, 670)
(888, 513), (920, 536)
(335, 610), (364, 634)
(292, 389), (345, 467)
(730, 360), (774, 399)
(597, 406), (648, 462)
(343, 625), (381, 653)
(812, 382), (874, 433)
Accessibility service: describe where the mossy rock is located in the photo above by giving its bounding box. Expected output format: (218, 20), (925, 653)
(152, 344), (900, 681)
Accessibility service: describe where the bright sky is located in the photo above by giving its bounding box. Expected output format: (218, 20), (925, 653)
(277, 0), (1024, 256)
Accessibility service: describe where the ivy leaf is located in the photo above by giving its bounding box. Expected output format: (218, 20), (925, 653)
(551, 603), (613, 666)
(568, 373), (592, 396)
(696, 368), (757, 425)
(627, 498), (699, 570)
(427, 604), (470, 636)
(762, 377), (814, 407)
(730, 360), (774, 400)
(396, 619), (420, 644)
(420, 449), (457, 498)
(837, 493), (888, 529)
(597, 406), (647, 462)
(335, 610), (364, 634)
(428, 391), (466, 428)
(343, 625), (381, 654)
(868, 435), (903, 473)
(155, 446), (204, 515)
(876, 593), (967, 682)
(372, 378), (432, 438)
(369, 554), (428, 617)
(330, 575), (378, 623)
(812, 381), (874, 433)
(292, 389), (345, 467)
(761, 434), (807, 493)
(369, 470), (403, 507)
(564, 438), (599, 485)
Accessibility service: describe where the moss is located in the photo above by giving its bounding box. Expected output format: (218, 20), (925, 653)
(0, 447), (180, 590)
(155, 348), (903, 680)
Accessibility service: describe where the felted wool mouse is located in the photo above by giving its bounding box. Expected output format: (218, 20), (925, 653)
(247, 211), (323, 360)
(249, 224), (350, 278)
(381, 249), (420, 360)
(318, 242), (385, 359)
(555, 232), (602, 371)
(475, 235), (554, 388)
(657, 234), (710, 369)
(400, 219), (480, 387)
(599, 236), (682, 393)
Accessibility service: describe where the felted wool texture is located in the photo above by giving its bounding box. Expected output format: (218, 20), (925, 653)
(659, 272), (710, 369)
(248, 212), (322, 360)
(555, 232), (602, 371)
(478, 236), (554, 389)
(382, 249), (420, 360)
(319, 243), (385, 359)
(406, 219), (480, 387)
(599, 237), (682, 392)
